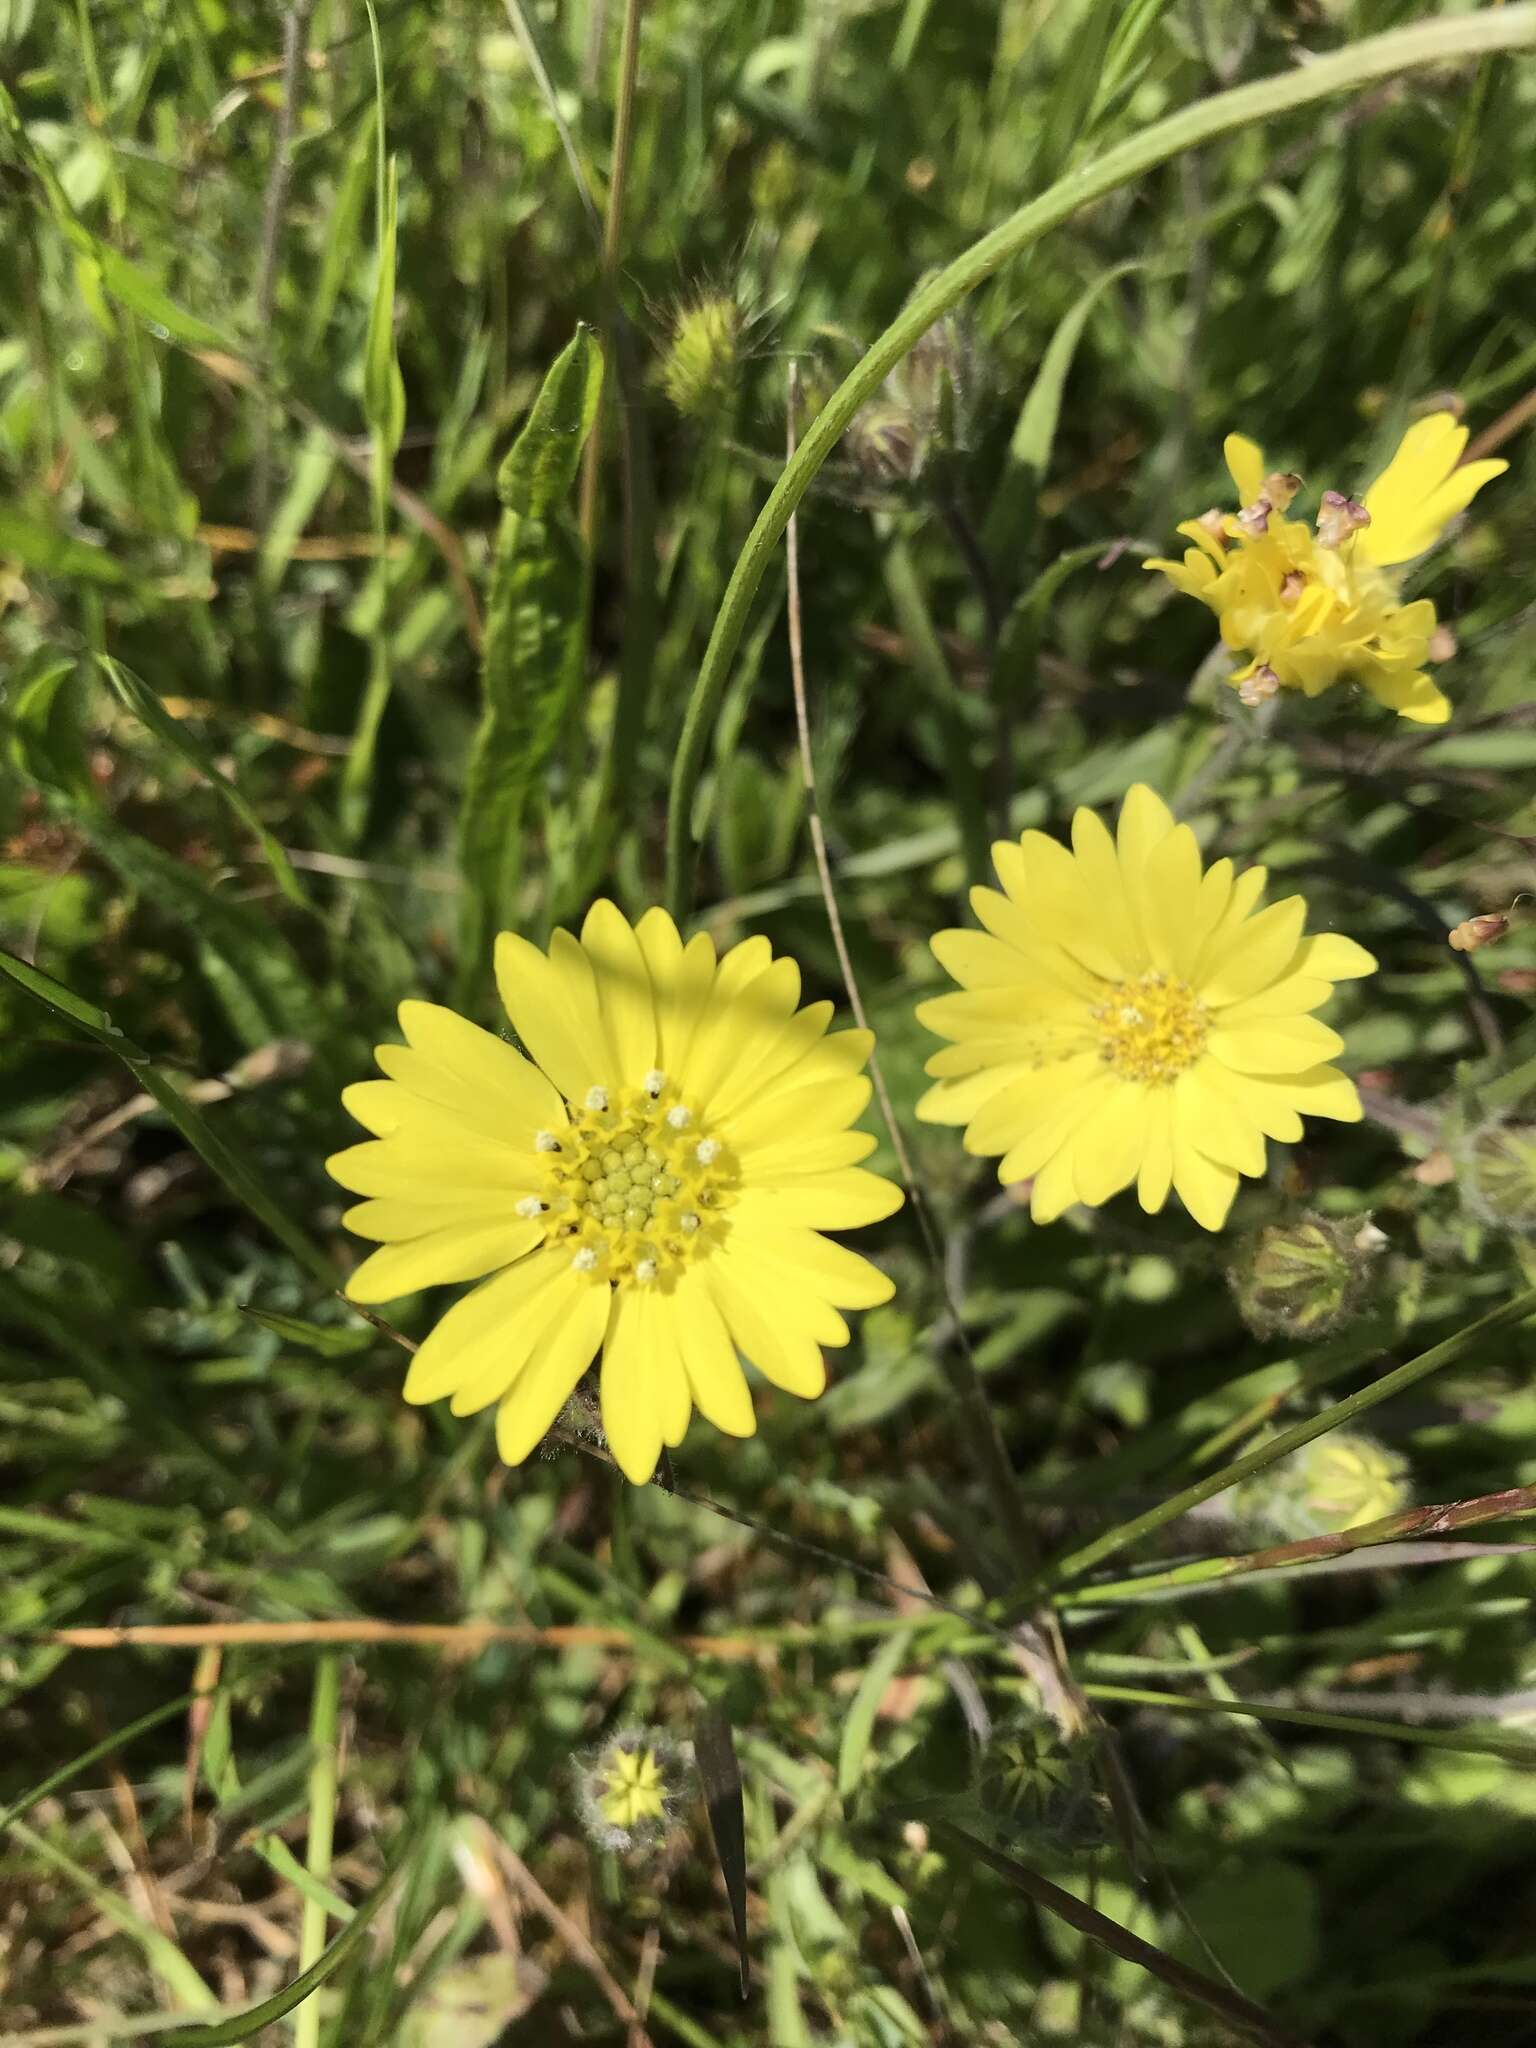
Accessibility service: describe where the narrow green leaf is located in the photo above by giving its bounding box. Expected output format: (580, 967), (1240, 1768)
(0, 942), (144, 1055)
(0, 1696), (191, 1836)
(1084, 1684), (1536, 1767)
(363, 154), (405, 463)
(302, 110), (377, 358)
(0, 507), (128, 584)
(240, 1307), (376, 1357)
(154, 1823), (421, 2046)
(984, 265), (1136, 562)
(695, 1704), (750, 1999)
(837, 1625), (915, 1799)
(97, 658), (312, 911)
(457, 327), (603, 985)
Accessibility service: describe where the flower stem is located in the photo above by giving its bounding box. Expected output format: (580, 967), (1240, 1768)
(663, 3), (1536, 917)
(292, 1652), (341, 2048)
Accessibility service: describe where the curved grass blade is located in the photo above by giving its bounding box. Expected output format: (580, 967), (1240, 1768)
(97, 657), (312, 912)
(695, 1703), (750, 1998)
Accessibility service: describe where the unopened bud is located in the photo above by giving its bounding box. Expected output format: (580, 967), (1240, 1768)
(1464, 1124), (1536, 1233)
(657, 292), (744, 423)
(1235, 1431), (1409, 1541)
(1448, 914), (1509, 953)
(1230, 1215), (1369, 1340)
(974, 1709), (1110, 1852)
(1316, 490), (1370, 548)
(1195, 507), (1230, 545)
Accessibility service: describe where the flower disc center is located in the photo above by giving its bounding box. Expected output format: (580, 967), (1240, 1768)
(1093, 971), (1208, 1085)
(537, 1076), (734, 1285)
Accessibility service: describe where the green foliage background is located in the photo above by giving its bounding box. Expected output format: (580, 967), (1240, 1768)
(2, 1), (1536, 2041)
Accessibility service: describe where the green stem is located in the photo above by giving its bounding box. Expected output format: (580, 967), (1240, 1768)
(1035, 1285), (1536, 1596)
(661, 4), (1536, 917)
(292, 1654), (342, 2048)
(1083, 1683), (1536, 1766)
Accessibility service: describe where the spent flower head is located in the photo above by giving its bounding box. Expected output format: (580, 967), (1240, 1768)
(917, 784), (1375, 1231)
(328, 902), (901, 1483)
(1147, 413), (1506, 724)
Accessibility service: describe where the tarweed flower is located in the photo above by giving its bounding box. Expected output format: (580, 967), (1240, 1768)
(916, 785), (1375, 1231)
(328, 903), (901, 1483)
(1147, 414), (1506, 724)
(1234, 1431), (1408, 1541)
(576, 1729), (683, 1852)
(1230, 1215), (1374, 1340)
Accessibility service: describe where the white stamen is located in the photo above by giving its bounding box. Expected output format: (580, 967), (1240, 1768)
(515, 1196), (545, 1219)
(695, 1138), (721, 1165)
(535, 1129), (560, 1153)
(666, 1104), (692, 1130)
(635, 1257), (657, 1284)
(643, 1069), (666, 1096)
(679, 1212), (700, 1234)
(571, 1247), (599, 1272)
(585, 1086), (609, 1112)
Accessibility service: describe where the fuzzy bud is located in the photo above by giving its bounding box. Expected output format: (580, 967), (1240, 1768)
(656, 292), (743, 423)
(1448, 914), (1509, 953)
(1234, 1431), (1409, 1541)
(974, 1709), (1110, 1853)
(1230, 1215), (1374, 1340)
(1463, 1124), (1536, 1233)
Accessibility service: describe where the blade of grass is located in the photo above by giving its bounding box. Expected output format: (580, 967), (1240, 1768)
(1083, 1684), (1536, 1766)
(663, 4), (1536, 915)
(292, 1652), (341, 2048)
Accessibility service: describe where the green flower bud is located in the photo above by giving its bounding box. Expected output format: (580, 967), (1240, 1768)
(1464, 1124), (1536, 1233)
(656, 291), (743, 422)
(974, 1709), (1110, 1853)
(1229, 1215), (1372, 1340)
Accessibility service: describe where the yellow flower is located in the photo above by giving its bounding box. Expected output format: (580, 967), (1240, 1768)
(1146, 413), (1505, 724)
(327, 902), (901, 1483)
(598, 1744), (667, 1829)
(915, 785), (1376, 1232)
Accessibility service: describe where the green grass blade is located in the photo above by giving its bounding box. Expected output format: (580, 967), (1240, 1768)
(837, 1625), (915, 1798)
(1083, 1685), (1536, 1766)
(97, 658), (313, 912)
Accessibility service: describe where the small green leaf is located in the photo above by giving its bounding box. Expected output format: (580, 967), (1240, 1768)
(241, 1307), (376, 1357)
(0, 942), (144, 1055)
(695, 1704), (750, 1999)
(0, 508), (128, 584)
(837, 1625), (915, 1799)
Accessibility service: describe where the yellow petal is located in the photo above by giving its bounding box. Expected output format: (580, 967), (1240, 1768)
(1209, 1015), (1346, 1075)
(344, 1217), (542, 1303)
(495, 929), (615, 1101)
(325, 1137), (536, 1200)
(580, 898), (657, 1085)
(1360, 667), (1451, 725)
(1360, 412), (1506, 566)
(343, 1196), (491, 1243)
(600, 1288), (687, 1484)
(732, 1211), (895, 1309)
(1200, 896), (1307, 1008)
(1071, 1082), (1152, 1205)
(1138, 822), (1207, 975)
(1029, 1146), (1080, 1224)
(744, 1127), (877, 1176)
(636, 916), (718, 1078)
(1070, 803), (1148, 974)
(1231, 1064), (1363, 1130)
(686, 956), (803, 1113)
(1218, 974), (1332, 1024)
(1294, 933), (1377, 982)
(1137, 1091), (1175, 1212)
(915, 1064), (1033, 1126)
(394, 1002), (564, 1129)
(728, 1075), (872, 1154)
(737, 1168), (904, 1229)
(1223, 432), (1266, 505)
(494, 1280), (610, 1465)
(1170, 1133), (1239, 1231)
(1191, 864), (1267, 984)
(672, 1269), (756, 1438)
(964, 1053), (1104, 1158)
(400, 1248), (573, 1406)
(707, 1254), (827, 1398)
(1173, 1065), (1265, 1177)
(998, 1069), (1116, 1185)
(1115, 783), (1177, 871)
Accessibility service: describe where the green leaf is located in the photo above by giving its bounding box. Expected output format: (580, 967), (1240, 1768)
(363, 154), (405, 463)
(158, 1823), (422, 2045)
(984, 266), (1136, 563)
(0, 507), (128, 584)
(4, 647), (92, 794)
(457, 326), (603, 986)
(0, 942), (144, 1055)
(695, 1704), (750, 1999)
(241, 1307), (376, 1357)
(97, 658), (312, 911)
(837, 1625), (915, 1799)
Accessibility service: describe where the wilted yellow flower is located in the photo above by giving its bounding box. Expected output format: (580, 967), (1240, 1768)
(1146, 413), (1505, 724)
(916, 785), (1376, 1232)
(327, 903), (901, 1484)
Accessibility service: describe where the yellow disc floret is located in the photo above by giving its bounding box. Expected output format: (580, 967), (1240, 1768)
(598, 1745), (667, 1829)
(1093, 971), (1209, 1084)
(534, 1074), (736, 1287)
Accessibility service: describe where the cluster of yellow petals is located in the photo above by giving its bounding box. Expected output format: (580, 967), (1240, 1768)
(916, 785), (1376, 1232)
(597, 1745), (667, 1829)
(1146, 413), (1505, 724)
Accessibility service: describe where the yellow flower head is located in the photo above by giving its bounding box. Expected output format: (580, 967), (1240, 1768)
(1146, 413), (1506, 725)
(327, 902), (902, 1484)
(916, 785), (1377, 1232)
(598, 1743), (668, 1829)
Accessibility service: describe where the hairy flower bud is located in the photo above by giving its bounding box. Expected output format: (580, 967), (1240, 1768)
(574, 1728), (684, 1854)
(1229, 1215), (1375, 1340)
(656, 292), (744, 422)
(974, 1710), (1110, 1852)
(1463, 1124), (1536, 1233)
